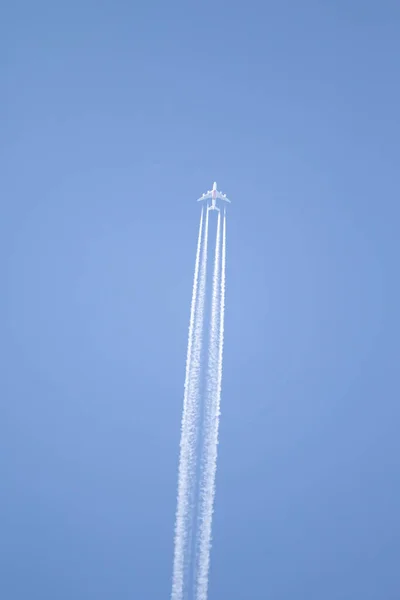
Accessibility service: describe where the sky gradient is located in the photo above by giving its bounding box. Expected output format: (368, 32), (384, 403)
(2, 1), (400, 598)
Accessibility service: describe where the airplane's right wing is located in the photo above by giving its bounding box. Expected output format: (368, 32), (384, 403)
(216, 192), (231, 203)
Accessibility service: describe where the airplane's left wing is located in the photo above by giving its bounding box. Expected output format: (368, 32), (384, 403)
(197, 191), (212, 201)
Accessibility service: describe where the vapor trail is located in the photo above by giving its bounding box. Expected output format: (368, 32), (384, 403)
(171, 207), (209, 600)
(195, 210), (226, 600)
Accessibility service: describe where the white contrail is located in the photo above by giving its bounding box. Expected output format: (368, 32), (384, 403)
(195, 210), (226, 600)
(194, 212), (221, 597)
(185, 207), (209, 589)
(171, 207), (209, 600)
(171, 208), (203, 600)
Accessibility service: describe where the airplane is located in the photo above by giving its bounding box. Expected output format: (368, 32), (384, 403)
(197, 182), (231, 211)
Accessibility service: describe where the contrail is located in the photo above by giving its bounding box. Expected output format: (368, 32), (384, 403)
(195, 210), (226, 600)
(171, 207), (209, 600)
(194, 211), (221, 598)
(185, 208), (209, 590)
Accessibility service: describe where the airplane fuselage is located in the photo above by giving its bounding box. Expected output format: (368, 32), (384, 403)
(210, 188), (218, 210)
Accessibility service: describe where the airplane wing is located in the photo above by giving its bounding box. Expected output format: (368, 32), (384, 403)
(197, 191), (212, 201)
(216, 192), (231, 203)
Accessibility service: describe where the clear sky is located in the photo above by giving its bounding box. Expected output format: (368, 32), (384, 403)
(2, 1), (400, 599)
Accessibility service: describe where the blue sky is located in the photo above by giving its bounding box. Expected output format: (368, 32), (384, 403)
(2, 1), (400, 598)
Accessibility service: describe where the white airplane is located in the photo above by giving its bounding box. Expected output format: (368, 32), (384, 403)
(197, 181), (231, 211)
